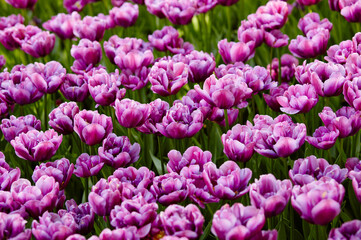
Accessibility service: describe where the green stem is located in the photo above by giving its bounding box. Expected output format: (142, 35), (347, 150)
(278, 48), (282, 85)
(44, 94), (48, 130)
(157, 136), (165, 175)
(128, 128), (133, 143)
(224, 109), (229, 131)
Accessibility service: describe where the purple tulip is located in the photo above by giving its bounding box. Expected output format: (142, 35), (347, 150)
(0, 114), (41, 142)
(237, 19), (264, 47)
(150, 172), (188, 205)
(74, 110), (113, 146)
(218, 0), (239, 5)
(0, 152), (10, 170)
(211, 203), (265, 240)
(249, 174), (292, 217)
(32, 211), (77, 240)
(11, 176), (60, 218)
(111, 0), (125, 6)
(289, 28), (330, 59)
(195, 74), (253, 109)
(49, 102), (79, 135)
(0, 167), (21, 191)
(5, 0), (37, 9)
(73, 16), (106, 41)
(267, 54), (298, 83)
(329, 0), (341, 10)
(298, 13), (333, 35)
(0, 56), (5, 70)
(97, 227), (139, 240)
(344, 77), (361, 111)
(88, 178), (122, 216)
(319, 106), (361, 138)
(60, 74), (89, 102)
(254, 1), (289, 30)
(11, 129), (62, 162)
(242, 65), (276, 94)
(0, 190), (26, 217)
(32, 158), (74, 190)
(297, 0), (322, 6)
(185, 50), (215, 83)
(329, 220), (361, 239)
(350, 172), (361, 202)
(21, 31), (55, 58)
(119, 67), (149, 91)
(306, 125), (339, 150)
(114, 48), (153, 74)
(74, 153), (104, 178)
(345, 53), (361, 77)
(208, 106), (239, 128)
(109, 3), (138, 27)
(114, 99), (151, 128)
(0, 14), (24, 31)
(110, 194), (158, 238)
(0, 213), (31, 240)
(145, 0), (165, 18)
(156, 102), (204, 139)
(340, 0), (361, 22)
(263, 83), (289, 112)
(291, 177), (345, 225)
(203, 161), (252, 200)
(43, 12), (81, 39)
(221, 124), (255, 162)
(63, 0), (91, 12)
(110, 167), (154, 191)
(289, 156), (348, 186)
(71, 39), (102, 73)
(353, 32), (361, 54)
(148, 26), (180, 52)
(325, 40), (355, 64)
(159, 204), (204, 239)
(252, 114), (307, 158)
(136, 99), (169, 134)
(264, 30), (289, 48)
(0, 24), (27, 50)
(161, 0), (197, 25)
(59, 200), (95, 235)
(148, 58), (188, 97)
(218, 39), (255, 64)
(276, 84), (318, 114)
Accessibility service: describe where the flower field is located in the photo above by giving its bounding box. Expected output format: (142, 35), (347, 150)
(1, 0), (361, 239)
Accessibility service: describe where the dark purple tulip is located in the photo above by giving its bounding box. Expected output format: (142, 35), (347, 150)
(0, 190), (26, 218)
(150, 172), (188, 205)
(264, 30), (289, 48)
(344, 76), (361, 109)
(98, 134), (140, 169)
(0, 213), (31, 240)
(263, 83), (289, 112)
(254, 1), (288, 30)
(109, 3), (138, 27)
(218, 0), (239, 5)
(49, 102), (79, 135)
(346, 157), (361, 173)
(297, 0), (322, 6)
(60, 74), (89, 102)
(0, 114), (41, 142)
(0, 14), (24, 31)
(222, 124), (255, 162)
(73, 16), (106, 41)
(114, 99), (151, 128)
(210, 107), (240, 128)
(345, 53), (361, 77)
(218, 39), (255, 64)
(203, 161), (252, 200)
(251, 230), (278, 240)
(148, 26), (180, 51)
(156, 102), (204, 139)
(167, 146), (212, 174)
(59, 200), (95, 235)
(0, 24), (26, 50)
(149, 58), (188, 97)
(43, 12), (81, 39)
(249, 174), (292, 218)
(289, 156), (348, 185)
(21, 31), (55, 58)
(196, 0), (217, 13)
(71, 39), (102, 73)
(32, 211), (77, 240)
(74, 110), (113, 146)
(136, 99), (169, 134)
(298, 13), (333, 35)
(186, 50), (216, 83)
(0, 152), (10, 170)
(5, 0), (37, 9)
(111, 0), (125, 6)
(161, 0), (197, 25)
(63, 0), (89, 12)
(252, 114), (307, 158)
(329, 0), (341, 10)
(0, 56), (5, 70)
(319, 106), (361, 138)
(0, 167), (21, 191)
(195, 74), (253, 109)
(88, 178), (122, 216)
(212, 203), (265, 240)
(11, 176), (60, 218)
(306, 125), (339, 150)
(11, 129), (62, 162)
(145, 0), (166, 18)
(289, 28), (330, 59)
(119, 67), (149, 91)
(237, 19), (264, 47)
(110, 194), (158, 238)
(276, 84), (318, 114)
(32, 158), (74, 190)
(325, 40), (355, 64)
(340, 0), (361, 22)
(39, 61), (67, 94)
(351, 172), (361, 202)
(114, 48), (153, 74)
(242, 65), (276, 94)
(329, 220), (361, 239)
(268, 54), (298, 83)
(74, 153), (104, 178)
(292, 177), (345, 225)
(97, 227), (139, 240)
(159, 204), (204, 239)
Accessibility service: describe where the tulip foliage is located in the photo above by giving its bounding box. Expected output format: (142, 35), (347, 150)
(1, 0), (361, 239)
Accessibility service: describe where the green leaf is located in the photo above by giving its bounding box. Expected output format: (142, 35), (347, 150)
(149, 150), (165, 175)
